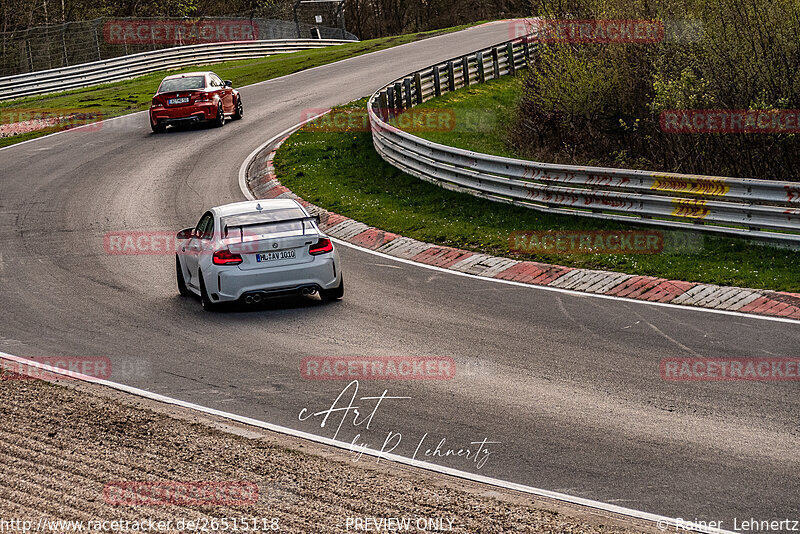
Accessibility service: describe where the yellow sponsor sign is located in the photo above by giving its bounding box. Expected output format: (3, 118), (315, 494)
(652, 174), (729, 196)
(671, 199), (710, 219)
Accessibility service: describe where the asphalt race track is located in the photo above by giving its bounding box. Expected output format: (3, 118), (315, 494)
(1, 23), (798, 527)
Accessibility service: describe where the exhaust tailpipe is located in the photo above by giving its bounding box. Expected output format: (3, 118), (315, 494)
(245, 295), (253, 304)
(252, 294), (262, 304)
(301, 287), (314, 296)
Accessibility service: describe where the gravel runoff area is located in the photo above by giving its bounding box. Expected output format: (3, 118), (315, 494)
(0, 373), (666, 534)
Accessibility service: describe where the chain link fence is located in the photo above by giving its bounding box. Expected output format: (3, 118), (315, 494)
(0, 16), (357, 76)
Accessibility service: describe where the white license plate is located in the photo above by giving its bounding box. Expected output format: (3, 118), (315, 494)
(256, 250), (295, 262)
(168, 97), (189, 105)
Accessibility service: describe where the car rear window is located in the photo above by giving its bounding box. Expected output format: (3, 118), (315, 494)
(158, 76), (205, 92)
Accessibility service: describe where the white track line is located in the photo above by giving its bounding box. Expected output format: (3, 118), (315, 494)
(238, 122), (800, 326)
(0, 351), (733, 534)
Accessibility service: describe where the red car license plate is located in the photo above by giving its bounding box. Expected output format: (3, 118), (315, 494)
(168, 97), (189, 105)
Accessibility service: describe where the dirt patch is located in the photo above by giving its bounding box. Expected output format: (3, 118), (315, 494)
(0, 376), (660, 533)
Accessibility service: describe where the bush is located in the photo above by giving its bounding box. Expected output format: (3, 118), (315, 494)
(513, 0), (800, 180)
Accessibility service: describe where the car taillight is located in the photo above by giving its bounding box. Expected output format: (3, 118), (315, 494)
(309, 238), (333, 255)
(195, 93), (213, 102)
(151, 96), (162, 105)
(213, 249), (242, 265)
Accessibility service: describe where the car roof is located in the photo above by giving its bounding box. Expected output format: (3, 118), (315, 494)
(213, 199), (304, 218)
(161, 72), (212, 80)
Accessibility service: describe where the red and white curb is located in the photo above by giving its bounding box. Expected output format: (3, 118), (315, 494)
(241, 124), (800, 323)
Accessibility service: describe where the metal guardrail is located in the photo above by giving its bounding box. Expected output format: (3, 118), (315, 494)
(368, 37), (800, 244)
(0, 38), (354, 101)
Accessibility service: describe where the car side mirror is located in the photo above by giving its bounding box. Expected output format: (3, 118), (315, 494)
(224, 80), (233, 87)
(314, 215), (321, 225)
(177, 227), (194, 240)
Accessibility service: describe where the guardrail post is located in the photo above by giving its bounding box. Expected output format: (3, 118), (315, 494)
(379, 92), (389, 120)
(432, 66), (442, 97)
(476, 52), (485, 84)
(386, 86), (395, 118)
(27, 41), (34, 72)
(447, 61), (455, 92)
(491, 47), (500, 79)
(394, 82), (404, 110)
(93, 22), (102, 61)
(506, 42), (516, 76)
(403, 78), (413, 108)
(414, 72), (423, 104)
(462, 56), (470, 87)
(61, 25), (69, 67)
(522, 39), (531, 67)
(376, 93), (390, 123)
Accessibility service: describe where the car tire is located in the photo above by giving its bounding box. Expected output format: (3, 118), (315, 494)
(320, 277), (344, 302)
(151, 120), (166, 133)
(212, 103), (225, 128)
(199, 272), (219, 311)
(176, 255), (191, 297)
(232, 97), (243, 120)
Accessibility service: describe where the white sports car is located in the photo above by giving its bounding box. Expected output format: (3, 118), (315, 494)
(176, 199), (343, 310)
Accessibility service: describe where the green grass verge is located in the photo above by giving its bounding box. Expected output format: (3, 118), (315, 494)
(0, 22), (483, 149)
(407, 75), (523, 158)
(274, 97), (800, 292)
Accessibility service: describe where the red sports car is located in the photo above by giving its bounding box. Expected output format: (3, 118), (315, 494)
(149, 71), (242, 133)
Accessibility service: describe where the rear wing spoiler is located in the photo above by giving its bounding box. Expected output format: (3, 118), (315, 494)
(223, 215), (321, 239)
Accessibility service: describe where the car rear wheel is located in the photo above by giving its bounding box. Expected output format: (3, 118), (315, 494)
(151, 120), (166, 133)
(320, 277), (344, 302)
(199, 272), (219, 311)
(212, 103), (225, 128)
(232, 97), (243, 120)
(176, 256), (191, 297)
